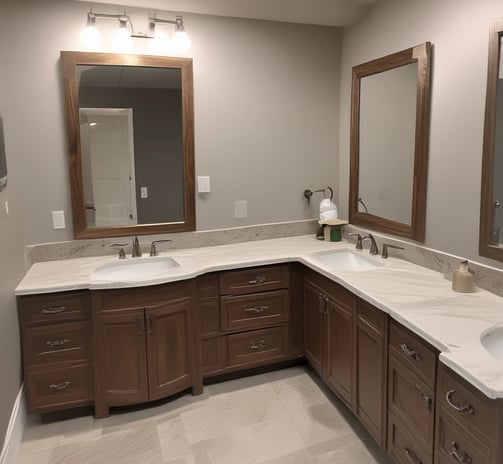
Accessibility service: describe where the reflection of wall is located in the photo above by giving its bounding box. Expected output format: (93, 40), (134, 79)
(358, 63), (416, 224)
(79, 87), (183, 224)
(494, 80), (503, 243)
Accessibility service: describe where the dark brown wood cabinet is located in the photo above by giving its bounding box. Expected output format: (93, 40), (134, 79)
(387, 319), (438, 464)
(434, 364), (503, 464)
(18, 291), (94, 413)
(92, 280), (198, 418)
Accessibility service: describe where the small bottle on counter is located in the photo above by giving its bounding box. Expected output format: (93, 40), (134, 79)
(452, 260), (475, 293)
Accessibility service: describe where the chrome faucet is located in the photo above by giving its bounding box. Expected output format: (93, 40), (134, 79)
(362, 234), (379, 255)
(150, 239), (172, 256)
(132, 237), (142, 258)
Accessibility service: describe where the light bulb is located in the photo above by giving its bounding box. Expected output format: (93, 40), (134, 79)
(81, 14), (101, 49)
(114, 18), (132, 52)
(171, 30), (190, 53)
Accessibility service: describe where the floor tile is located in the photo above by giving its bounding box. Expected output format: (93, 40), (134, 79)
(258, 449), (311, 464)
(157, 416), (192, 462)
(310, 439), (387, 464)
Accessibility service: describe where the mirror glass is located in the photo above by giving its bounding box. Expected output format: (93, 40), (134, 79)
(61, 52), (195, 239)
(349, 43), (432, 242)
(480, 22), (503, 260)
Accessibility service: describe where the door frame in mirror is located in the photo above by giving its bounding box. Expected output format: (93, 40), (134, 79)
(349, 42), (432, 242)
(61, 51), (195, 239)
(480, 20), (503, 261)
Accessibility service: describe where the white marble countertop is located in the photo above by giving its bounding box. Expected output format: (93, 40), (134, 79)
(15, 235), (503, 399)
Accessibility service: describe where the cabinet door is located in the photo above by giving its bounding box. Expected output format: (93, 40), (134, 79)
(325, 299), (354, 406)
(304, 279), (324, 375)
(95, 308), (148, 407)
(146, 299), (193, 400)
(357, 315), (386, 446)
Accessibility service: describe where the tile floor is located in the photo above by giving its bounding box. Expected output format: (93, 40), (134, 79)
(15, 365), (391, 464)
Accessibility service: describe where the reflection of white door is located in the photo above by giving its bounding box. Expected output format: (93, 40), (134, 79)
(80, 108), (137, 227)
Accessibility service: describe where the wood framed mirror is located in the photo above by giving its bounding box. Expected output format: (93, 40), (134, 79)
(61, 51), (195, 239)
(480, 20), (503, 262)
(349, 42), (432, 242)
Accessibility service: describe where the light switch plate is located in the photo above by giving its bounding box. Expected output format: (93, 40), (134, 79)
(141, 187), (148, 199)
(197, 176), (211, 193)
(52, 210), (66, 229)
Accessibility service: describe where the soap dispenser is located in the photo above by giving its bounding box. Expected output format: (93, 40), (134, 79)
(452, 260), (475, 293)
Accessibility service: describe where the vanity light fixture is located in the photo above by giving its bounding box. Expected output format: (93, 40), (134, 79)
(81, 9), (190, 52)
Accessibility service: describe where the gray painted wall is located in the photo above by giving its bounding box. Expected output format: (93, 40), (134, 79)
(339, 0), (503, 269)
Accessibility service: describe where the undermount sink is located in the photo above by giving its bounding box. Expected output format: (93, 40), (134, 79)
(481, 326), (503, 362)
(91, 256), (180, 283)
(309, 248), (386, 272)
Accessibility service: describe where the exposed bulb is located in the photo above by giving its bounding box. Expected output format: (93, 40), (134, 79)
(81, 14), (101, 49)
(113, 18), (132, 52)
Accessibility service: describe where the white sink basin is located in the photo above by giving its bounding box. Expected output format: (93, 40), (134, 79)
(481, 326), (503, 362)
(91, 256), (180, 283)
(310, 249), (386, 272)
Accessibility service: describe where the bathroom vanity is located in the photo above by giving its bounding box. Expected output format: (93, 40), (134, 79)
(15, 236), (503, 463)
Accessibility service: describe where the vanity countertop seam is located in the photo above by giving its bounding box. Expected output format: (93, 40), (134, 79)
(15, 235), (503, 399)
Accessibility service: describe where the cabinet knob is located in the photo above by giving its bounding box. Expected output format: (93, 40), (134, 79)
(250, 340), (266, 352)
(46, 338), (70, 349)
(41, 306), (66, 315)
(49, 381), (71, 391)
(248, 276), (266, 285)
(415, 384), (432, 411)
(244, 305), (269, 314)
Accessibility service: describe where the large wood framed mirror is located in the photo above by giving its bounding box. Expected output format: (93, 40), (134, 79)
(349, 42), (432, 242)
(61, 51), (195, 239)
(480, 20), (503, 262)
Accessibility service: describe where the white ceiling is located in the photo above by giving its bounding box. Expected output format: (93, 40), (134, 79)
(77, 0), (379, 27)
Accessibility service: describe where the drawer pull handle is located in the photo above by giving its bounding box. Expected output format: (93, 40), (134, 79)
(404, 448), (422, 464)
(318, 294), (324, 313)
(449, 442), (472, 463)
(146, 315), (153, 335)
(248, 276), (266, 285)
(41, 306), (66, 315)
(244, 305), (269, 314)
(250, 340), (266, 351)
(399, 343), (421, 361)
(415, 384), (432, 411)
(136, 316), (143, 336)
(49, 381), (71, 391)
(446, 390), (474, 415)
(46, 338), (70, 349)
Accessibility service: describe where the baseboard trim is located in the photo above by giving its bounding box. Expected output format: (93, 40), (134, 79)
(0, 384), (26, 464)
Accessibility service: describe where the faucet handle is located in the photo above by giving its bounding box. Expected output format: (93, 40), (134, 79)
(381, 243), (404, 259)
(111, 243), (128, 259)
(349, 233), (363, 250)
(150, 239), (172, 256)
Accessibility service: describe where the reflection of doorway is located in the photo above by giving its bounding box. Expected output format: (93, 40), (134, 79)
(80, 108), (137, 227)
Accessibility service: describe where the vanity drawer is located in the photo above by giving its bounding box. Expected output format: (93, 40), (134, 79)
(19, 291), (90, 326)
(24, 321), (91, 366)
(389, 320), (437, 387)
(220, 290), (289, 332)
(387, 412), (432, 464)
(388, 356), (435, 448)
(228, 326), (288, 367)
(437, 364), (498, 444)
(435, 405), (491, 464)
(25, 362), (94, 412)
(357, 299), (386, 335)
(219, 265), (289, 296)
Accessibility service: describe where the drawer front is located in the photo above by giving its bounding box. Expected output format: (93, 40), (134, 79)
(388, 356), (435, 448)
(228, 326), (288, 367)
(221, 290), (289, 332)
(220, 265), (289, 296)
(437, 364), (497, 443)
(25, 363), (94, 411)
(435, 405), (491, 464)
(24, 321), (90, 366)
(388, 413), (432, 464)
(357, 299), (386, 335)
(202, 337), (227, 375)
(20, 292), (89, 326)
(389, 320), (437, 388)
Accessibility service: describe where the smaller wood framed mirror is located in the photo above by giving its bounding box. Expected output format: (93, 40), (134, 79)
(349, 43), (432, 242)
